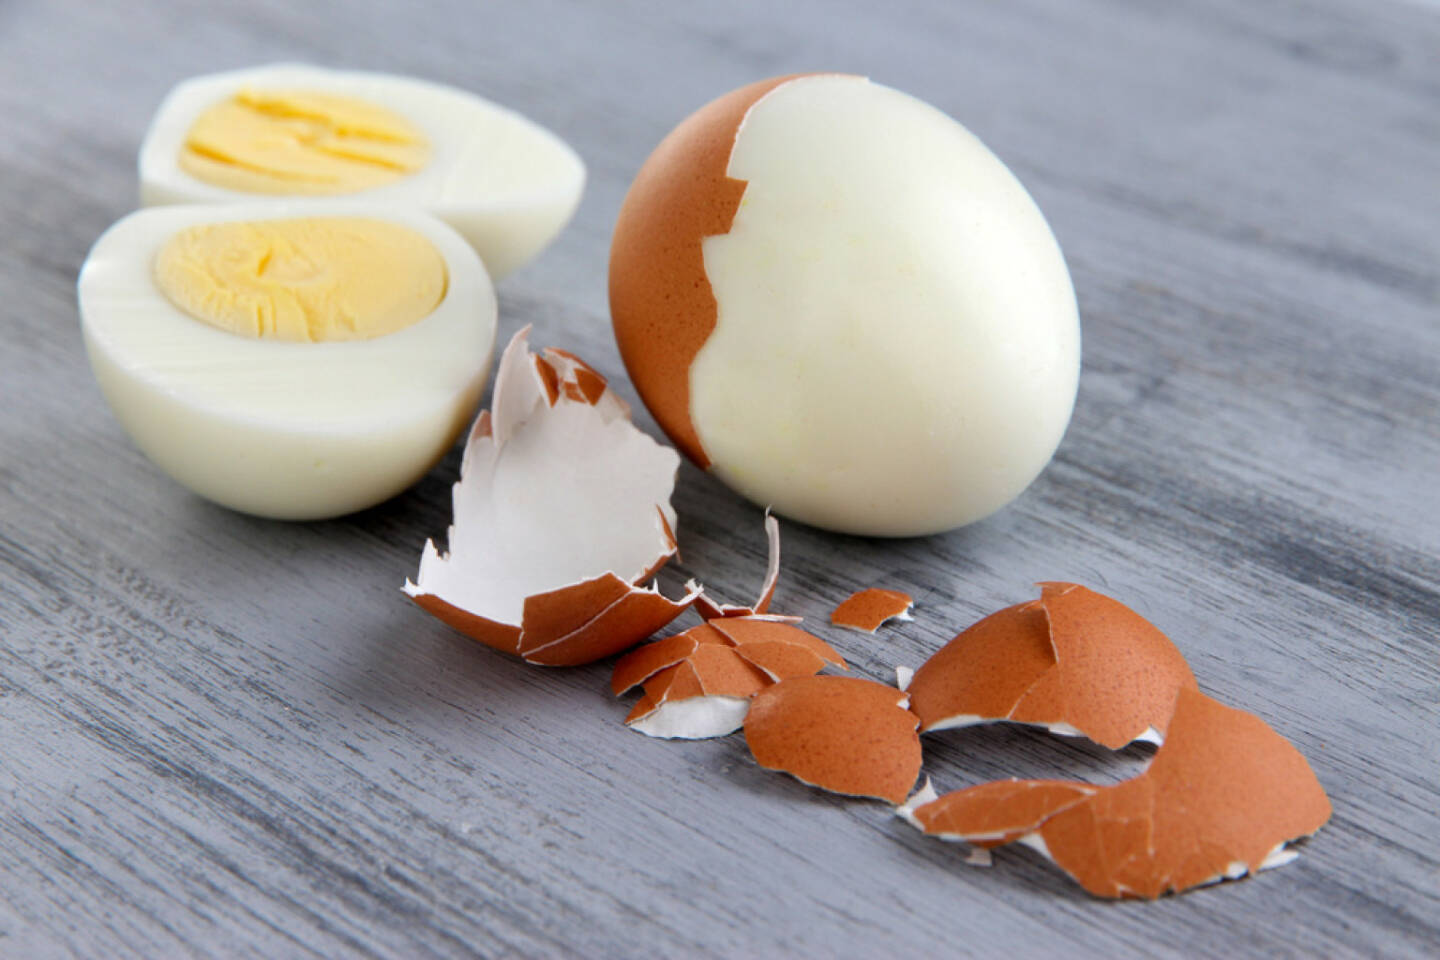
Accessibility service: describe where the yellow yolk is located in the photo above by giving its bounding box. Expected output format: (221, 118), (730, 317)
(179, 89), (430, 194)
(154, 217), (448, 342)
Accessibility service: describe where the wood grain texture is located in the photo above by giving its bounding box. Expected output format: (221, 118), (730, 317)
(2, 0), (1437, 956)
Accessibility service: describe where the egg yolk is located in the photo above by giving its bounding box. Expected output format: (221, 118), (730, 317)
(154, 217), (448, 343)
(179, 89), (430, 194)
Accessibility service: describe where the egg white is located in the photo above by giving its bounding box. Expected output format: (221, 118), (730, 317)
(691, 75), (1080, 536)
(138, 64), (585, 280)
(78, 202), (497, 520)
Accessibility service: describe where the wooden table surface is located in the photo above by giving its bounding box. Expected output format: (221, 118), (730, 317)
(2, 0), (1437, 956)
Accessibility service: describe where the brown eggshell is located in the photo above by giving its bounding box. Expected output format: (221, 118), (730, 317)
(609, 76), (801, 467)
(623, 679), (666, 725)
(691, 512), (788, 620)
(830, 588), (914, 633)
(908, 688), (1332, 899)
(1010, 583), (1198, 748)
(909, 583), (1197, 749)
(621, 644), (771, 734)
(613, 616), (842, 726)
(685, 643), (774, 698)
(533, 352), (561, 405)
(409, 592), (522, 657)
(708, 617), (847, 680)
(908, 599), (1055, 730)
(544, 347), (609, 404)
(611, 622), (730, 696)
(745, 675), (921, 804)
(406, 327), (694, 667)
(1038, 688), (1332, 898)
(520, 578), (701, 667)
(910, 779), (1098, 848)
(626, 662), (703, 724)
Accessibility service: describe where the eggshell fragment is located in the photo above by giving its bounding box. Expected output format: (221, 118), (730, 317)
(614, 619), (845, 738)
(744, 676), (921, 803)
(610, 76), (800, 467)
(611, 622), (732, 696)
(908, 583), (1196, 749)
(830, 588), (914, 633)
(708, 618), (846, 681)
(906, 779), (1099, 848)
(905, 689), (1332, 898)
(405, 327), (695, 665)
(622, 641), (771, 740)
(691, 512), (787, 620)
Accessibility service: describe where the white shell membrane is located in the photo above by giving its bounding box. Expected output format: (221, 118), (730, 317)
(407, 330), (681, 626)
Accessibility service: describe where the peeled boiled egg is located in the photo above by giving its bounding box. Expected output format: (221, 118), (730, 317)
(78, 202), (497, 520)
(139, 64), (586, 279)
(610, 74), (1080, 537)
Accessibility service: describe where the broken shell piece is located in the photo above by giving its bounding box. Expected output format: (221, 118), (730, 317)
(611, 622), (732, 696)
(905, 688), (1332, 899)
(908, 583), (1197, 749)
(830, 588), (914, 633)
(623, 641), (771, 739)
(614, 618), (846, 738)
(906, 779), (1098, 848)
(691, 511), (788, 620)
(895, 779), (994, 867)
(745, 675), (921, 803)
(405, 327), (696, 665)
(707, 617), (846, 681)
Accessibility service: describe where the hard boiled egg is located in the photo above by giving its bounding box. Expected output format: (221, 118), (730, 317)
(139, 64), (586, 279)
(610, 74), (1080, 537)
(78, 202), (497, 520)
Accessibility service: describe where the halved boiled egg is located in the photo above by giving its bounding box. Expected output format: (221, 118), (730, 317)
(139, 64), (585, 279)
(610, 74), (1080, 537)
(78, 202), (497, 520)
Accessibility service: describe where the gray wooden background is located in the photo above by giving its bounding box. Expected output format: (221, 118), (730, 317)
(2, 0), (1437, 956)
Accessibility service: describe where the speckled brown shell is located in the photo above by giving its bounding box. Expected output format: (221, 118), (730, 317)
(908, 583), (1198, 749)
(910, 689), (1333, 899)
(608, 76), (803, 467)
(744, 675), (920, 803)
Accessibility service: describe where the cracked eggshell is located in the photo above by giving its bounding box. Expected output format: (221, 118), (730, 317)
(830, 588), (914, 633)
(610, 74), (1079, 536)
(622, 643), (771, 739)
(613, 618), (845, 739)
(707, 618), (846, 681)
(905, 689), (1332, 899)
(140, 64), (585, 279)
(909, 583), (1196, 749)
(405, 328), (695, 666)
(744, 675), (921, 803)
(691, 511), (786, 621)
(611, 622), (731, 697)
(905, 779), (1098, 848)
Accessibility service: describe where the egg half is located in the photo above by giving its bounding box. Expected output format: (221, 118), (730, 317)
(610, 74), (1080, 537)
(139, 64), (586, 280)
(78, 202), (497, 520)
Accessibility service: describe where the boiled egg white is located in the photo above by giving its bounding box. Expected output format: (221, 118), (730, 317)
(78, 202), (497, 520)
(139, 64), (585, 279)
(610, 75), (1080, 537)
